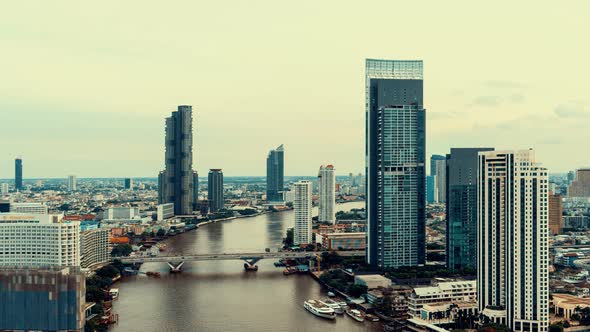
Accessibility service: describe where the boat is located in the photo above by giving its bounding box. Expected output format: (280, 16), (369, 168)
(327, 291), (336, 297)
(283, 267), (297, 275)
(345, 309), (365, 322)
(338, 301), (348, 311)
(303, 300), (336, 320)
(320, 299), (344, 314)
(366, 314), (379, 322)
(108, 288), (119, 300)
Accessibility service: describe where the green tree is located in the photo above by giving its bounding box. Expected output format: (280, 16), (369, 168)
(111, 244), (133, 257)
(283, 228), (294, 247)
(96, 265), (120, 279)
(347, 284), (368, 298)
(156, 228), (166, 237)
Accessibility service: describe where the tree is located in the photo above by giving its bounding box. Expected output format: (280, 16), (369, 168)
(156, 228), (166, 237)
(237, 208), (258, 216)
(283, 228), (294, 247)
(347, 284), (368, 298)
(111, 244), (132, 257)
(96, 265), (120, 279)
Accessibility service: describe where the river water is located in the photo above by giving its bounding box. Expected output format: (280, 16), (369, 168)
(111, 201), (382, 332)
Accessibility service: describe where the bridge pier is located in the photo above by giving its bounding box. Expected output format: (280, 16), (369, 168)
(167, 261), (185, 273)
(241, 257), (261, 271)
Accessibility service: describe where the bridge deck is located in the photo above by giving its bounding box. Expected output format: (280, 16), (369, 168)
(119, 251), (365, 264)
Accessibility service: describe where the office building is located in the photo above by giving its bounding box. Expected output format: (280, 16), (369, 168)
(80, 228), (109, 269)
(549, 193), (563, 235)
(208, 169), (224, 212)
(266, 144), (284, 202)
(426, 175), (437, 203)
(293, 180), (312, 245)
(0, 213), (80, 267)
(193, 171), (199, 210)
(446, 147), (493, 271)
(477, 149), (549, 332)
(10, 202), (49, 214)
(318, 164), (336, 224)
(430, 155), (445, 176)
(101, 207), (140, 220)
(434, 159), (446, 203)
(124, 178), (134, 190)
(0, 267), (85, 332)
(568, 169), (590, 198)
(67, 175), (77, 191)
(1, 183), (8, 195)
(157, 203), (175, 221)
(158, 105), (197, 215)
(366, 58), (426, 268)
(320, 232), (365, 250)
(14, 158), (23, 191)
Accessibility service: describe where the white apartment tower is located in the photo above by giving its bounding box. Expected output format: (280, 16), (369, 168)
(293, 180), (312, 245)
(318, 165), (336, 224)
(67, 175), (77, 191)
(477, 149), (549, 332)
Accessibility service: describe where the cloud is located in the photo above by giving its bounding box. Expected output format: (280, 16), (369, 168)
(554, 102), (589, 118)
(482, 80), (527, 89)
(471, 95), (503, 107)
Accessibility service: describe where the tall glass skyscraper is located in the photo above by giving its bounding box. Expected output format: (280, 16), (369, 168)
(445, 147), (493, 271)
(14, 158), (22, 191)
(158, 105), (197, 215)
(366, 59), (426, 269)
(208, 169), (224, 213)
(266, 144), (284, 202)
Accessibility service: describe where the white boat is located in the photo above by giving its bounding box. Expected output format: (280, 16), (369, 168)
(327, 291), (336, 297)
(338, 301), (348, 311)
(320, 299), (344, 314)
(346, 309), (365, 322)
(304, 300), (336, 320)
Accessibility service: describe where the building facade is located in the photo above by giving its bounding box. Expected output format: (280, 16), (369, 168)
(80, 228), (109, 269)
(67, 175), (77, 191)
(434, 159), (446, 203)
(0, 213), (80, 267)
(549, 193), (563, 235)
(318, 164), (336, 224)
(10, 202), (49, 214)
(266, 144), (284, 202)
(158, 105), (197, 215)
(157, 203), (175, 221)
(293, 180), (312, 245)
(568, 169), (590, 198)
(124, 178), (133, 190)
(0, 267), (85, 332)
(366, 58), (426, 268)
(208, 169), (224, 213)
(446, 148), (494, 271)
(477, 149), (549, 332)
(321, 232), (365, 250)
(14, 158), (23, 191)
(426, 175), (437, 204)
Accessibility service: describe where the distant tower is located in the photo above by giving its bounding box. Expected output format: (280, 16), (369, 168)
(67, 175), (77, 191)
(158, 105), (196, 215)
(266, 145), (284, 202)
(192, 171), (199, 211)
(477, 149), (549, 331)
(14, 158), (23, 191)
(293, 180), (312, 245)
(124, 178), (133, 190)
(318, 165), (336, 224)
(366, 59), (426, 269)
(208, 169), (224, 213)
(434, 159), (447, 203)
(1, 183), (8, 195)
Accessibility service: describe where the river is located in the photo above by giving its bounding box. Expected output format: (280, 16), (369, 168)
(111, 201), (382, 332)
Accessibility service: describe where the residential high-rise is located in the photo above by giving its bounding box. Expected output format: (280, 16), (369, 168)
(318, 164), (336, 224)
(477, 149), (549, 332)
(158, 105), (197, 215)
(366, 59), (426, 268)
(0, 213), (81, 267)
(1, 183), (8, 195)
(124, 178), (134, 190)
(67, 175), (77, 191)
(445, 147), (494, 271)
(430, 155), (445, 176)
(426, 175), (437, 203)
(80, 228), (109, 269)
(208, 169), (224, 213)
(434, 159), (446, 203)
(549, 193), (563, 235)
(293, 180), (312, 245)
(568, 169), (590, 198)
(14, 158), (22, 191)
(266, 144), (284, 202)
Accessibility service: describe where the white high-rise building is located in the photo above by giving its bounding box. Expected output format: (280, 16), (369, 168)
(67, 175), (76, 191)
(80, 228), (109, 269)
(293, 180), (312, 245)
(10, 202), (48, 214)
(434, 159), (446, 203)
(0, 213), (80, 267)
(477, 149), (549, 332)
(318, 165), (336, 224)
(1, 183), (8, 195)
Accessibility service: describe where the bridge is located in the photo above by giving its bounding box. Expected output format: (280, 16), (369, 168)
(119, 250), (365, 272)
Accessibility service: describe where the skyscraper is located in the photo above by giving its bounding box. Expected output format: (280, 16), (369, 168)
(124, 178), (134, 190)
(318, 164), (336, 224)
(430, 155), (445, 176)
(426, 175), (437, 203)
(548, 192), (563, 235)
(568, 169), (590, 198)
(266, 144), (284, 202)
(293, 180), (312, 245)
(445, 147), (494, 271)
(193, 171), (199, 211)
(158, 105), (197, 215)
(1, 183), (8, 195)
(67, 175), (77, 191)
(366, 59), (426, 269)
(14, 158), (22, 191)
(477, 149), (548, 332)
(208, 169), (224, 213)
(434, 159), (446, 203)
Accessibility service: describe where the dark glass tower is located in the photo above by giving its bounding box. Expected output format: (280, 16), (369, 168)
(366, 59), (426, 269)
(208, 169), (224, 212)
(158, 106), (197, 215)
(445, 147), (493, 271)
(266, 145), (284, 202)
(430, 155), (445, 176)
(14, 158), (23, 191)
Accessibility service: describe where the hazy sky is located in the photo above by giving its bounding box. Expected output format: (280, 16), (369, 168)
(1, 1), (589, 178)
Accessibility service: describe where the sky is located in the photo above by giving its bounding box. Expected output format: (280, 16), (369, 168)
(1, 1), (589, 178)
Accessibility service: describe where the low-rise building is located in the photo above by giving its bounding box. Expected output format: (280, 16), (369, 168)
(408, 280), (477, 321)
(9, 202), (49, 214)
(354, 274), (392, 289)
(157, 203), (174, 221)
(320, 232), (365, 250)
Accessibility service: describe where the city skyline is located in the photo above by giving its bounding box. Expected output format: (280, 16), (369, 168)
(1, 2), (589, 178)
